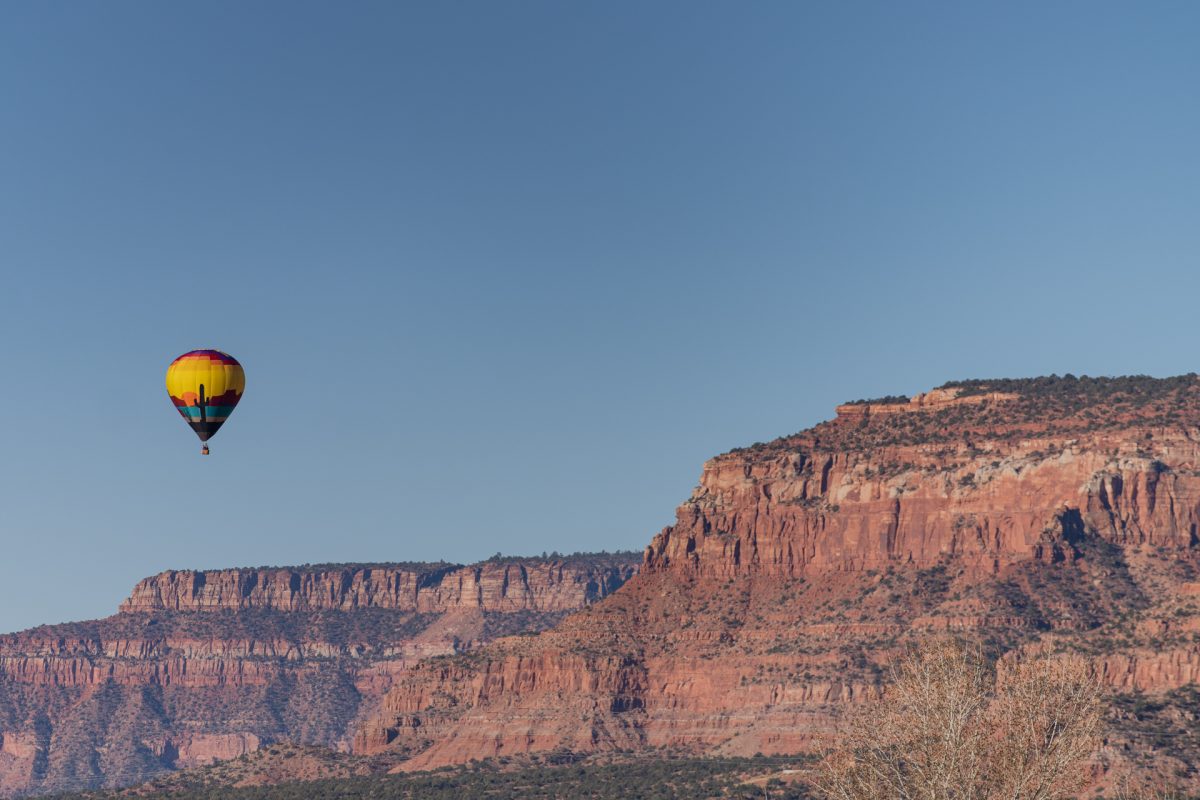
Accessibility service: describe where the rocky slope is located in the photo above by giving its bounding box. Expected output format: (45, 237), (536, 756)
(357, 376), (1200, 786)
(0, 554), (638, 797)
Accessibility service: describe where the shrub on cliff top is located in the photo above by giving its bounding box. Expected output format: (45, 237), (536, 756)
(726, 372), (1200, 460)
(843, 394), (911, 406)
(939, 373), (1199, 400)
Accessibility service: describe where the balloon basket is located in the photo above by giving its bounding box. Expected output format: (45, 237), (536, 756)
(201, 445), (210, 456)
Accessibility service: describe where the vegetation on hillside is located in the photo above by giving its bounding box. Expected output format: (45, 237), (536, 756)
(841, 394), (910, 406)
(938, 374), (1199, 400)
(4, 609), (441, 651)
(728, 373), (1200, 458)
(481, 550), (643, 567)
(42, 756), (811, 800)
(234, 562), (458, 574)
(161, 550), (643, 577)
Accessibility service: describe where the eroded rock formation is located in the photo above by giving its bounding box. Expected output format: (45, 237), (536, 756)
(121, 560), (632, 614)
(0, 554), (638, 796)
(357, 376), (1200, 785)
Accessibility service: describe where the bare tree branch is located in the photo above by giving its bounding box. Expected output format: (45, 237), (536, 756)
(809, 640), (1103, 800)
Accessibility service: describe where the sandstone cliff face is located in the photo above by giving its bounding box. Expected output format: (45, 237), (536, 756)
(0, 554), (637, 797)
(644, 428), (1198, 577)
(120, 560), (633, 615)
(357, 376), (1200, 785)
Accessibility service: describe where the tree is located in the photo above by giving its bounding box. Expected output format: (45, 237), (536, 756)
(810, 639), (1102, 800)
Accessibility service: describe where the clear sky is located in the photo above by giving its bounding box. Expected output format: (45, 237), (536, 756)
(2, 1), (1199, 632)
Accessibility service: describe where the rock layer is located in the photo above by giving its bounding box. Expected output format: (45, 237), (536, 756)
(0, 554), (637, 797)
(358, 376), (1200, 787)
(121, 560), (633, 615)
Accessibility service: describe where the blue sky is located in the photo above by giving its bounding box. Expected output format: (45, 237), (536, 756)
(2, 1), (1199, 632)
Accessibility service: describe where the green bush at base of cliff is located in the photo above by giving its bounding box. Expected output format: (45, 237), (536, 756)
(43, 756), (811, 800)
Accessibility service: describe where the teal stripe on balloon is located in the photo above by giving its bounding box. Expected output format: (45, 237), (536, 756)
(178, 406), (238, 419)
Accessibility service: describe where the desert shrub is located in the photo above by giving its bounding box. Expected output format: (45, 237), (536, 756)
(810, 639), (1102, 800)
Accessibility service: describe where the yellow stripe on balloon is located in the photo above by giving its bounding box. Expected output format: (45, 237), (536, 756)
(166, 356), (245, 400)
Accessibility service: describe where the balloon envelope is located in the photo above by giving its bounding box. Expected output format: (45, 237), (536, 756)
(165, 350), (245, 443)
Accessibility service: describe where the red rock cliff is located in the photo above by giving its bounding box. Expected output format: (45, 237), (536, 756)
(121, 560), (635, 614)
(644, 427), (1196, 577)
(358, 376), (1200, 784)
(0, 553), (638, 797)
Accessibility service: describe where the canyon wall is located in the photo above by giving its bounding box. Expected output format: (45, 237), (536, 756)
(357, 377), (1200, 784)
(0, 554), (638, 796)
(12, 375), (1200, 795)
(120, 560), (634, 615)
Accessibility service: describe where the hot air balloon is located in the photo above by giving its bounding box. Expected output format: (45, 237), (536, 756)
(165, 350), (245, 454)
